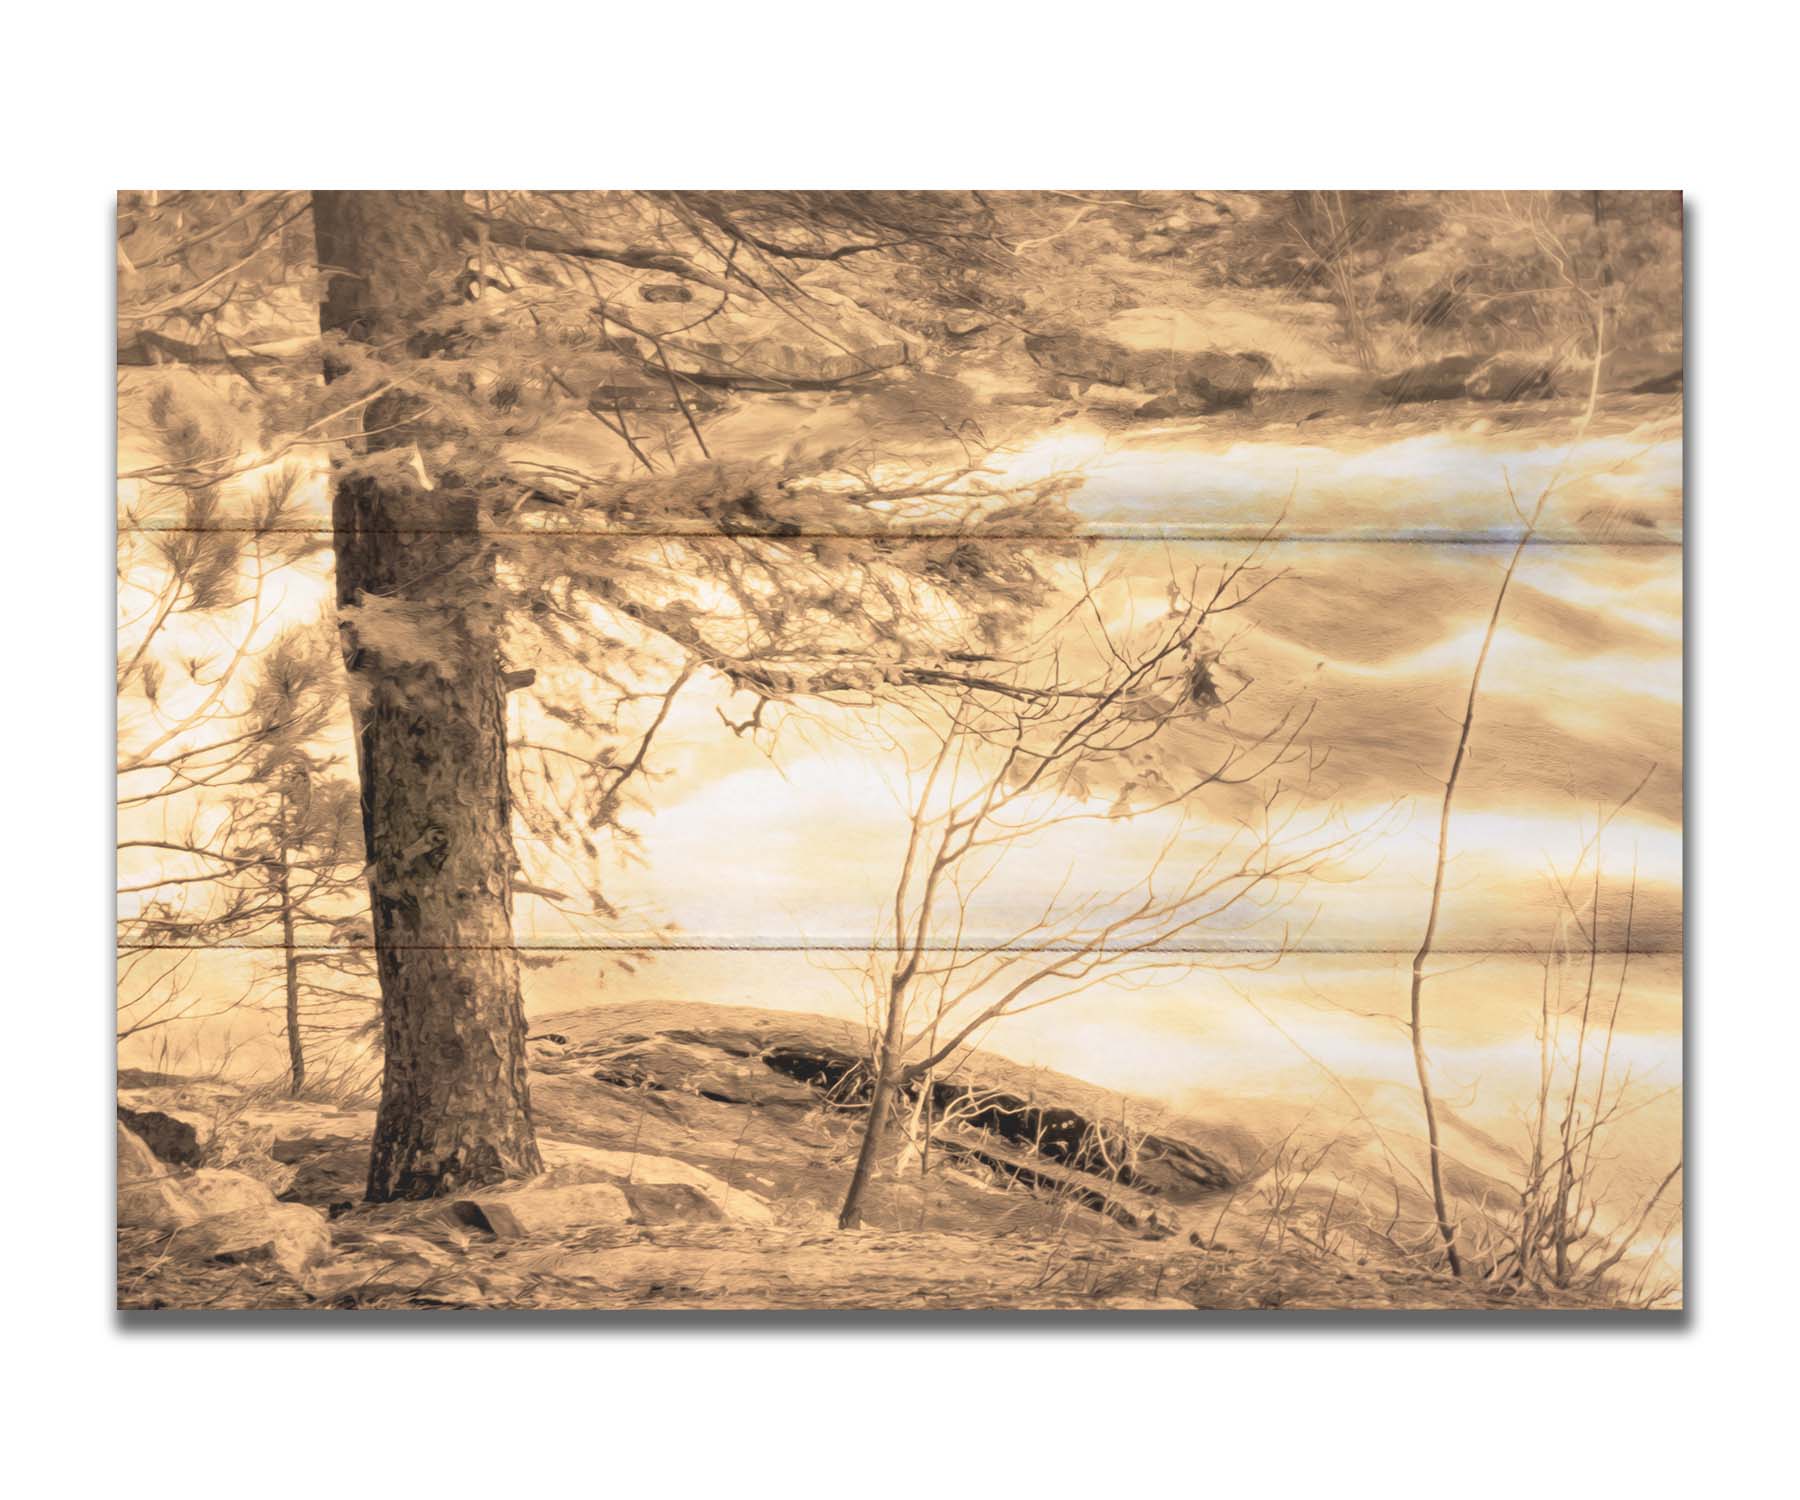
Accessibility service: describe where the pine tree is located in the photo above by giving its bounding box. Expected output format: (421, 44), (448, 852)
(119, 190), (1114, 1197)
(227, 625), (375, 1098)
(119, 606), (375, 1091)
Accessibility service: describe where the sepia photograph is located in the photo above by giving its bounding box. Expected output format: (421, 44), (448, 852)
(115, 189), (1684, 1312)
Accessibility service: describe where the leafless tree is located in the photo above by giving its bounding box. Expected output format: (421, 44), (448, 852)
(1408, 304), (1610, 1276)
(1460, 812), (1682, 1305)
(835, 551), (1369, 1227)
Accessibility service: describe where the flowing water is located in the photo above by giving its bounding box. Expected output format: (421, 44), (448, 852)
(125, 395), (1685, 1286)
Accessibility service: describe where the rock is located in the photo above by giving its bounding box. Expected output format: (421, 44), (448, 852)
(589, 1035), (817, 1109)
(656, 1026), (768, 1058)
(528, 1070), (723, 1156)
(237, 1105), (376, 1163)
(448, 1181), (633, 1238)
(204, 1117), (297, 1195)
(1374, 354), (1484, 403)
(123, 1126), (293, 1223)
(1173, 350), (1269, 410)
(117, 1095), (213, 1167)
(448, 1135), (782, 1236)
(269, 1134), (350, 1165)
(1025, 331), (1269, 412)
(758, 1044), (1232, 1200)
(120, 1116), (337, 1278)
(117, 1121), (197, 1229)
(278, 1145), (369, 1208)
(538, 1139), (775, 1226)
(622, 1182), (728, 1225)
(206, 1102), (370, 1202)
(1133, 393), (1195, 420)
(184, 1168), (282, 1218)
(178, 1203), (333, 1279)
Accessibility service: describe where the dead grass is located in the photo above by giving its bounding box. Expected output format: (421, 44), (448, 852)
(120, 1211), (1619, 1314)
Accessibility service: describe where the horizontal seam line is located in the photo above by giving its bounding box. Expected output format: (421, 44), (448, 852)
(117, 941), (1680, 955)
(115, 525), (1683, 546)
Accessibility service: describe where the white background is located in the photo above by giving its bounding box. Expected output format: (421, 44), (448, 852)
(3, 4), (1791, 1494)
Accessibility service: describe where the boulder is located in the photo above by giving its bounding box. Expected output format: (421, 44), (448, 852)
(117, 1121), (197, 1229)
(448, 1181), (634, 1238)
(117, 1094), (213, 1167)
(1173, 350), (1270, 410)
(120, 1119), (336, 1279)
(177, 1202), (333, 1280)
(447, 1136), (781, 1236)
(539, 1139), (774, 1226)
(621, 1182), (728, 1225)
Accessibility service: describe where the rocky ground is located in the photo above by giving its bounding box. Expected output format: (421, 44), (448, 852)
(118, 1001), (1605, 1312)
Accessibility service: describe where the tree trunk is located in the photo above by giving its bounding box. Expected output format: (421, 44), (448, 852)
(837, 981), (911, 1229)
(313, 191), (542, 1200)
(274, 837), (305, 1098)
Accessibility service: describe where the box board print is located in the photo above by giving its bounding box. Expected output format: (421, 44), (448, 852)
(116, 191), (1682, 1311)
